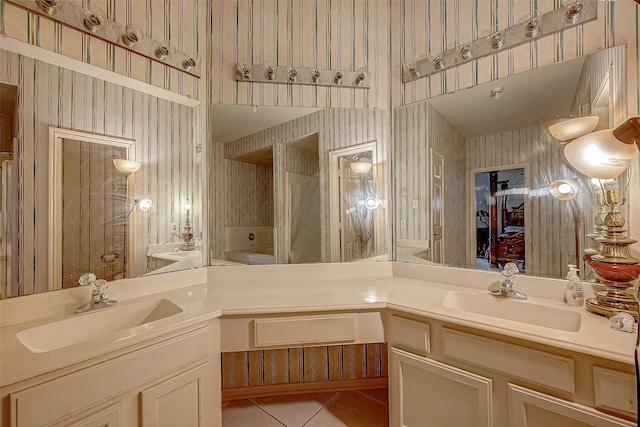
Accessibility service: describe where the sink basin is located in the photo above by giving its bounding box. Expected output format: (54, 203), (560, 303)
(443, 292), (581, 332)
(17, 299), (183, 353)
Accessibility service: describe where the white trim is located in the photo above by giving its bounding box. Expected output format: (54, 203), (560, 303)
(1, 37), (199, 108)
(48, 127), (135, 290)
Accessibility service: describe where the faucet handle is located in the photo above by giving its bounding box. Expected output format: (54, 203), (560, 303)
(78, 272), (97, 287)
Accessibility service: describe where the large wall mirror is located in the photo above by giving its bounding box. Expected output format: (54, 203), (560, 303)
(209, 105), (389, 266)
(0, 40), (202, 299)
(394, 45), (632, 280)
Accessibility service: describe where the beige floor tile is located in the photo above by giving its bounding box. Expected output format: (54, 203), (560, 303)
(222, 399), (286, 427)
(250, 392), (337, 426)
(303, 391), (389, 427)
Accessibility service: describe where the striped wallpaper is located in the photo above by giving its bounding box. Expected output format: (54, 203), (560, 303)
(0, 48), (199, 295)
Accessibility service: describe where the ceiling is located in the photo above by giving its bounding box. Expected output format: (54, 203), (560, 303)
(429, 56), (586, 138)
(210, 104), (321, 144)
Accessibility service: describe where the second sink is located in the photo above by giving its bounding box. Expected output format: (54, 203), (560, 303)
(443, 291), (582, 332)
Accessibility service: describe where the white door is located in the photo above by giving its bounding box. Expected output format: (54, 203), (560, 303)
(430, 149), (444, 263)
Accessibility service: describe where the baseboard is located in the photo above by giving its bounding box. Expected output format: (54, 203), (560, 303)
(221, 377), (388, 401)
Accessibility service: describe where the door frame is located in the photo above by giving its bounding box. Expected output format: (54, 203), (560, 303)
(328, 141), (377, 262)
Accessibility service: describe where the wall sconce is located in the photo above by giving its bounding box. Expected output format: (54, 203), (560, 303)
(564, 117), (640, 179)
(234, 64), (369, 88)
(113, 158), (142, 175)
(565, 1), (586, 24)
(430, 53), (444, 70)
(121, 23), (143, 48)
(289, 67), (298, 83)
(402, 1), (596, 82)
(183, 54), (201, 72)
(549, 179), (579, 200)
(489, 30), (505, 50)
(525, 13), (542, 38)
(311, 69), (321, 84)
(458, 43), (472, 60)
(350, 161), (372, 174)
(265, 65), (275, 80)
(354, 70), (367, 86)
(549, 116), (599, 142)
(125, 197), (152, 221)
(83, 7), (104, 32)
(154, 41), (175, 61)
(404, 64), (420, 79)
(36, 0), (63, 14)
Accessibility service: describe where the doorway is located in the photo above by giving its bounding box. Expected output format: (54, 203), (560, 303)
(474, 167), (526, 271)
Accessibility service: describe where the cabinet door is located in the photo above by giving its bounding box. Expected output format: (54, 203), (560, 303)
(140, 362), (212, 427)
(390, 347), (493, 427)
(509, 384), (635, 427)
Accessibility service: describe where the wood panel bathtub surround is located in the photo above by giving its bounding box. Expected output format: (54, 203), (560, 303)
(0, 49), (197, 293)
(221, 343), (388, 391)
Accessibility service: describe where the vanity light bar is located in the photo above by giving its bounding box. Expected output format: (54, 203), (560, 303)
(6, 0), (201, 78)
(235, 64), (370, 89)
(402, 0), (597, 82)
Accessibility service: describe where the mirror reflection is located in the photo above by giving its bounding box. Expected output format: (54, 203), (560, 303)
(0, 46), (202, 299)
(210, 105), (389, 266)
(394, 45), (629, 279)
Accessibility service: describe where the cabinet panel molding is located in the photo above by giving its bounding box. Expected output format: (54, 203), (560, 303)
(509, 384), (635, 426)
(140, 362), (211, 427)
(593, 366), (637, 417)
(442, 328), (575, 394)
(390, 347), (493, 427)
(253, 314), (357, 347)
(389, 315), (431, 355)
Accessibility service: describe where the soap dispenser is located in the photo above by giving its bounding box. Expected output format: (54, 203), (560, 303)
(564, 264), (584, 306)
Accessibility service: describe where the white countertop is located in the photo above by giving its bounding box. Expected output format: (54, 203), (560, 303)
(0, 262), (636, 388)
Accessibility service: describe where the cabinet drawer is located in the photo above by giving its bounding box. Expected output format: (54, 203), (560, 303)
(10, 327), (209, 427)
(253, 314), (357, 347)
(442, 328), (575, 394)
(593, 366), (637, 416)
(388, 315), (431, 355)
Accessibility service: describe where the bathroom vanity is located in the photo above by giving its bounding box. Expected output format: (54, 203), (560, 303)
(0, 262), (637, 427)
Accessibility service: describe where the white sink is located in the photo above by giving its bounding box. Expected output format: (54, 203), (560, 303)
(17, 299), (183, 353)
(443, 292), (582, 332)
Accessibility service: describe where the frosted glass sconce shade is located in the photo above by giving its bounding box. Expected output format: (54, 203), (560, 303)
(350, 161), (372, 174)
(549, 116), (599, 141)
(113, 159), (142, 174)
(549, 179), (579, 200)
(564, 127), (638, 179)
(137, 198), (153, 211)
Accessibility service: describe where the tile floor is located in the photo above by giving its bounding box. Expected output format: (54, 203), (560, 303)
(222, 389), (389, 427)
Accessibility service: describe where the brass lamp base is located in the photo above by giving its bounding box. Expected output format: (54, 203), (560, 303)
(585, 292), (639, 321)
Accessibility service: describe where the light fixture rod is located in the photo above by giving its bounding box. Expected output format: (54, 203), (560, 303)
(403, 1), (596, 82)
(5, 0), (201, 78)
(235, 64), (370, 89)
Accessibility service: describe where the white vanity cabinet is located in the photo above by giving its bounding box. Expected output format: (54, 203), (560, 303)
(2, 320), (221, 427)
(387, 312), (636, 427)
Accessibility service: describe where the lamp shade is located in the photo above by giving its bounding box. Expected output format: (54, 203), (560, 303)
(113, 158), (142, 174)
(548, 116), (599, 141)
(350, 161), (372, 174)
(564, 129), (637, 179)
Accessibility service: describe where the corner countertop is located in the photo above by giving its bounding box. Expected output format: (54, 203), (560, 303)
(0, 262), (636, 388)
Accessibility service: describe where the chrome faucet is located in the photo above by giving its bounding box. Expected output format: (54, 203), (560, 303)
(490, 262), (527, 300)
(75, 273), (118, 313)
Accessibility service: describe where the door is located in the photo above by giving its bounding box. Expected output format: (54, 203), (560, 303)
(430, 149), (444, 263)
(390, 347), (493, 427)
(140, 363), (212, 427)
